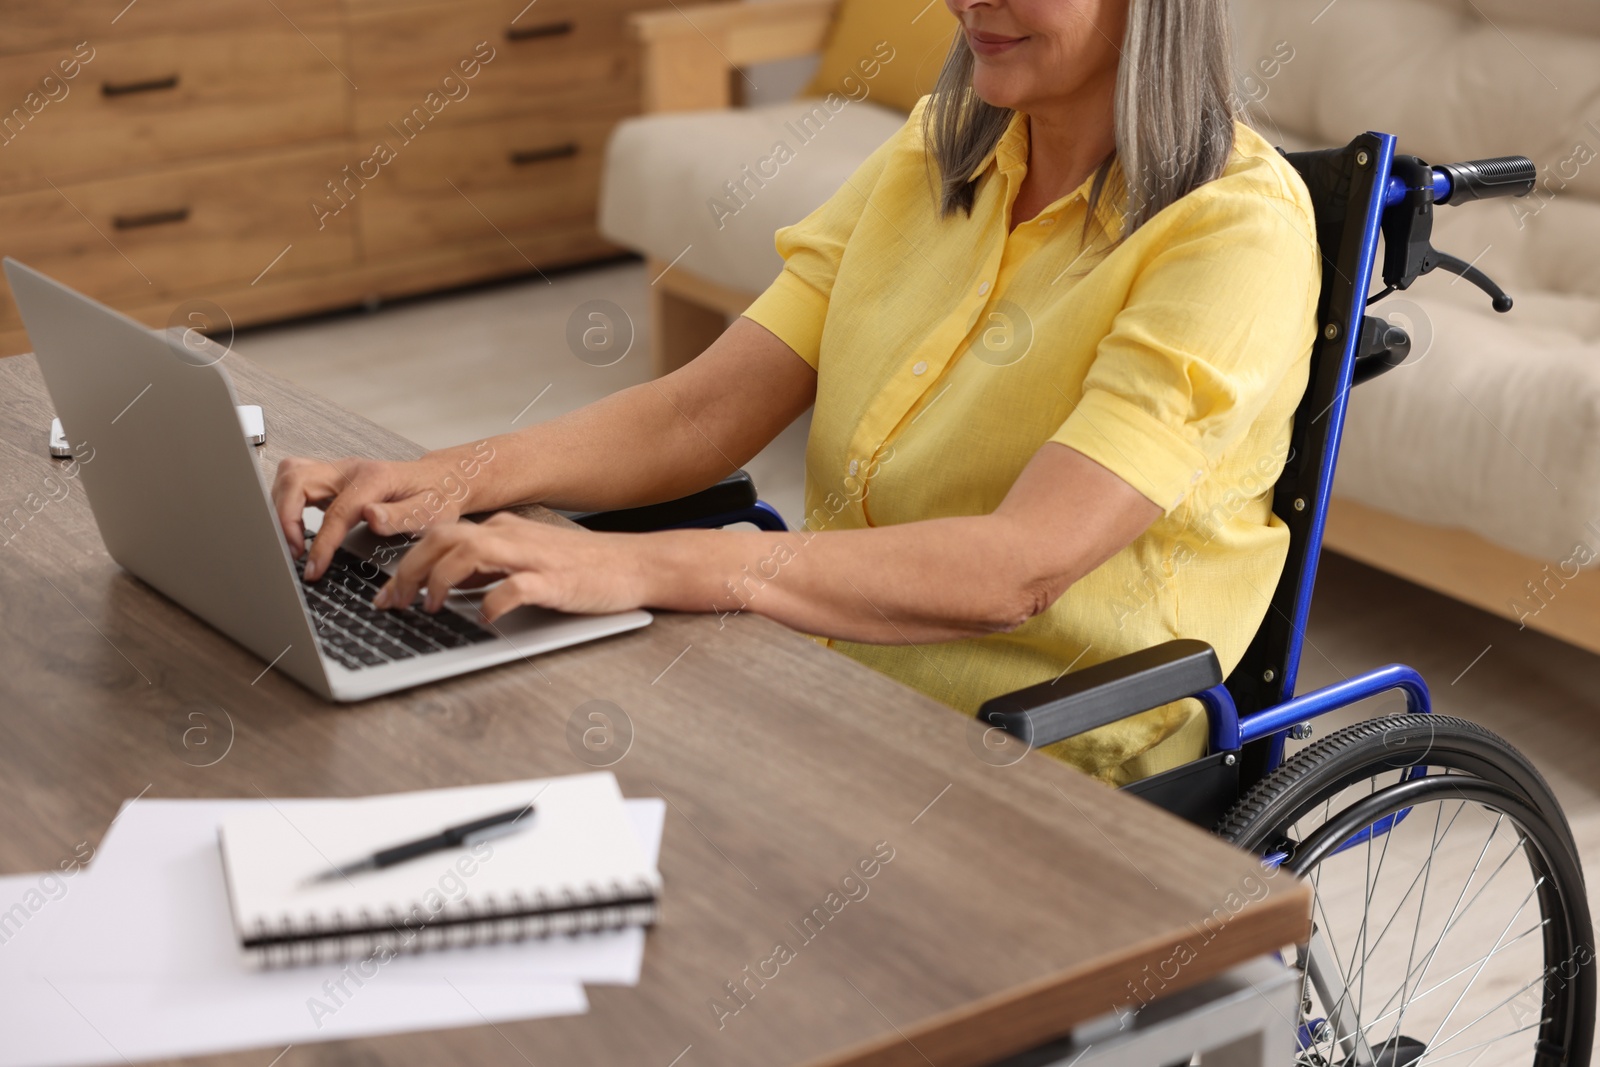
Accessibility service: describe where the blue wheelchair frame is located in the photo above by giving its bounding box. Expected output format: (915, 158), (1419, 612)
(1214, 133), (1416, 761)
(973, 131), (1528, 830)
(1203, 132), (1427, 779)
(577, 130), (1531, 843)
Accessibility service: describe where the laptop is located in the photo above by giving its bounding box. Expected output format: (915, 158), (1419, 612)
(4, 259), (652, 701)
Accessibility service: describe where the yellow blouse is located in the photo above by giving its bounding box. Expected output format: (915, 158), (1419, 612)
(742, 99), (1320, 785)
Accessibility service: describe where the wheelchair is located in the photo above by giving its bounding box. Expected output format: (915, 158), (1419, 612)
(576, 132), (1595, 1067)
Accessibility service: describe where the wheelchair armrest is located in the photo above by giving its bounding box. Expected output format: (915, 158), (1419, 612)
(978, 639), (1223, 749)
(568, 471), (759, 533)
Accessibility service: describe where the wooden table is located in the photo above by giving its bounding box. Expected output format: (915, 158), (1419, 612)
(0, 352), (1311, 1066)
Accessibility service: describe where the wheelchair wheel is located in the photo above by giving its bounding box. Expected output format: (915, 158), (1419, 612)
(1216, 714), (1594, 1067)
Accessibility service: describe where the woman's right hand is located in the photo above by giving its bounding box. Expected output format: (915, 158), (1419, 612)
(271, 454), (473, 581)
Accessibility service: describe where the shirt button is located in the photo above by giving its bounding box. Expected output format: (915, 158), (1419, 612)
(978, 281), (991, 296)
(849, 460), (859, 476)
(912, 360), (928, 376)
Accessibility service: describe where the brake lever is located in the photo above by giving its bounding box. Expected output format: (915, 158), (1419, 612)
(1381, 155), (1517, 314)
(1422, 251), (1514, 313)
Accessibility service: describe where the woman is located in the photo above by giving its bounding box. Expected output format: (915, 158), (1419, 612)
(273, 0), (1319, 785)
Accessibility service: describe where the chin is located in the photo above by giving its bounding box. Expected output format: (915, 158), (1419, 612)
(969, 71), (1029, 113)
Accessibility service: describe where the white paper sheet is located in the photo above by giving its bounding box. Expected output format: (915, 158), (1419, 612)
(40, 797), (665, 986)
(0, 865), (586, 1067)
(0, 796), (666, 1067)
(0, 962), (586, 1067)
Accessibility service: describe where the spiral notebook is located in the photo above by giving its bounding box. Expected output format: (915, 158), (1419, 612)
(217, 772), (661, 968)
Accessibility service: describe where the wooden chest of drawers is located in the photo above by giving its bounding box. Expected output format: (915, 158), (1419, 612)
(0, 0), (722, 355)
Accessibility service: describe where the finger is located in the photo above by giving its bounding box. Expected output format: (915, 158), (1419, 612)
(271, 459), (309, 556)
(480, 571), (548, 624)
(419, 542), (506, 613)
(449, 571), (503, 591)
(271, 458), (345, 560)
(269, 460), (300, 553)
(375, 522), (472, 608)
(364, 493), (460, 539)
(304, 461), (387, 580)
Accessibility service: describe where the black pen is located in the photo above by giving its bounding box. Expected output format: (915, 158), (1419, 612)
(306, 801), (536, 885)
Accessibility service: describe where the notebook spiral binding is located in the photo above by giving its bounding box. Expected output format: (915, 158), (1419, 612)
(244, 875), (660, 969)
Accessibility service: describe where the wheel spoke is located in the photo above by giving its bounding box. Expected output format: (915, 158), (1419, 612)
(1320, 786), (1403, 1047)
(1303, 799), (1542, 1062)
(1350, 785), (1406, 1030)
(1425, 948), (1556, 1056)
(1298, 797), (1333, 1044)
(1388, 803), (1499, 1042)
(1308, 889), (1360, 1050)
(1307, 929), (1378, 1064)
(1345, 797), (1471, 1049)
(1414, 1017), (1548, 1066)
(1388, 822), (1523, 1037)
(1379, 796), (1456, 1049)
(1355, 780), (1397, 1028)
(1358, 920), (1549, 1036)
(1420, 878), (1545, 1058)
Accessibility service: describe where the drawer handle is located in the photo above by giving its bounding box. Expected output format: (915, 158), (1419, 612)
(102, 74), (180, 97)
(505, 20), (573, 41)
(113, 207), (190, 230)
(509, 143), (580, 166)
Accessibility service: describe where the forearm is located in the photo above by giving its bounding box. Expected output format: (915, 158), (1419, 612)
(638, 518), (1070, 644)
(430, 317), (814, 515)
(430, 378), (733, 515)
(371, 443), (1160, 641)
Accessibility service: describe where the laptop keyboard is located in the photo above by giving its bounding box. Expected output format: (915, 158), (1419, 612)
(296, 547), (496, 670)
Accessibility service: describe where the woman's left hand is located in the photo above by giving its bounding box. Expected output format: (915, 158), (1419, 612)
(372, 512), (648, 622)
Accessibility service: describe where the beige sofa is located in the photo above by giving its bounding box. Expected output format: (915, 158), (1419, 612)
(1231, 0), (1600, 652)
(599, 0), (1600, 655)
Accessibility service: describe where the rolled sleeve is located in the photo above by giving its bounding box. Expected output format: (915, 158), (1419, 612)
(743, 267), (832, 370)
(739, 99), (929, 372)
(1052, 387), (1212, 512)
(1051, 191), (1319, 513)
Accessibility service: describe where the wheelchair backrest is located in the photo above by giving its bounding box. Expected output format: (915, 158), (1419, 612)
(1224, 134), (1395, 736)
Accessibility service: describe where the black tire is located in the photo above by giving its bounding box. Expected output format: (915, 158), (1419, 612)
(1217, 714), (1594, 1067)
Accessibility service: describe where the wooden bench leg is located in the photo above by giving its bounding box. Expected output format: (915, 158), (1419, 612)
(650, 281), (729, 377)
(645, 257), (761, 378)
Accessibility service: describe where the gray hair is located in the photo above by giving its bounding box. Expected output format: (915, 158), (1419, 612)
(923, 0), (1237, 243)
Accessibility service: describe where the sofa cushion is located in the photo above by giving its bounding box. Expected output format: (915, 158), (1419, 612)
(1335, 282), (1600, 563)
(599, 99), (908, 294)
(801, 0), (959, 114)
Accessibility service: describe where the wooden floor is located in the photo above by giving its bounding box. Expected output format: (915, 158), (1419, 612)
(236, 259), (1600, 1061)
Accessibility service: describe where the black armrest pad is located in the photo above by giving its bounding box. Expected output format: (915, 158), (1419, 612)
(977, 639), (1222, 749)
(568, 471), (759, 533)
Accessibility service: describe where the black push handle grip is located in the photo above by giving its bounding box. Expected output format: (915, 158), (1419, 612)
(1435, 156), (1537, 205)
